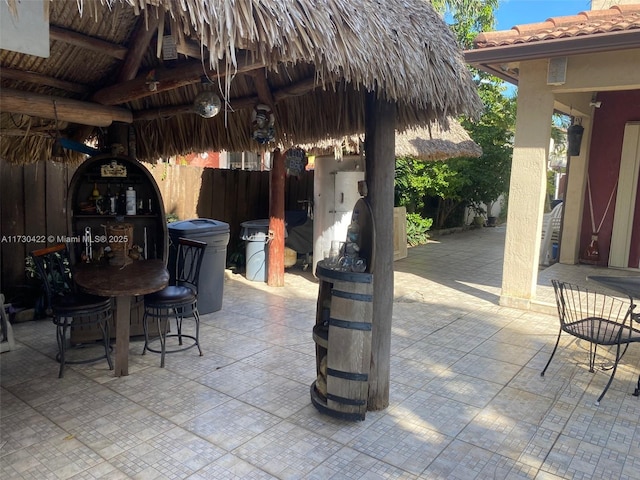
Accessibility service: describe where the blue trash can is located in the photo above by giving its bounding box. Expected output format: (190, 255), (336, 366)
(241, 219), (271, 282)
(168, 219), (230, 314)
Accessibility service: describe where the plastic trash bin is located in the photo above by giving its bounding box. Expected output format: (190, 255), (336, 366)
(168, 219), (230, 314)
(241, 219), (271, 282)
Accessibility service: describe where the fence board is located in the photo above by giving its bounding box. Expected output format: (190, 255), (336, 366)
(0, 162), (25, 294)
(23, 162), (47, 255)
(45, 161), (71, 240)
(1, 159), (314, 295)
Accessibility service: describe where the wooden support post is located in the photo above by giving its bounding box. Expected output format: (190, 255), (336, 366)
(268, 149), (285, 287)
(364, 91), (396, 410)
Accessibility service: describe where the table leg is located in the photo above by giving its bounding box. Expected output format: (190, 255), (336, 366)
(114, 295), (132, 376)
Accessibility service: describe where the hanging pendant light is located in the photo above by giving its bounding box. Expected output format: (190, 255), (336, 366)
(193, 76), (222, 118)
(567, 119), (584, 157)
(193, 90), (222, 118)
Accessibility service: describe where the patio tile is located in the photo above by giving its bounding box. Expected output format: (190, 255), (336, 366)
(183, 399), (282, 450)
(347, 414), (451, 475)
(422, 371), (504, 408)
(198, 362), (280, 398)
(186, 453), (277, 479)
(389, 390), (480, 437)
(306, 446), (417, 479)
(233, 421), (342, 478)
(2, 226), (639, 479)
(0, 409), (66, 455)
(237, 376), (310, 418)
(419, 438), (515, 480)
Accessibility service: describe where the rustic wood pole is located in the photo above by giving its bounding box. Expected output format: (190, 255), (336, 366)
(268, 149), (285, 286)
(364, 91), (396, 410)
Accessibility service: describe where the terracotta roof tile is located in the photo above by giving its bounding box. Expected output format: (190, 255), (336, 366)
(474, 4), (640, 48)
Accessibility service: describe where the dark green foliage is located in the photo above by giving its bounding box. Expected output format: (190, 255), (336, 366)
(406, 213), (433, 246)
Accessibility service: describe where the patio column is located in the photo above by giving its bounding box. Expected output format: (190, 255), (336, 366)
(268, 149), (285, 287)
(559, 116), (591, 265)
(500, 60), (554, 309)
(364, 91), (395, 410)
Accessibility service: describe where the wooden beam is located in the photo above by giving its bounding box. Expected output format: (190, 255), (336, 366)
(250, 69), (276, 109)
(0, 129), (53, 137)
(268, 149), (286, 287)
(0, 88), (132, 127)
(364, 91), (396, 411)
(133, 95), (259, 121)
(49, 25), (128, 60)
(176, 41), (203, 59)
(0, 68), (89, 94)
(132, 75), (320, 121)
(273, 77), (319, 100)
(92, 51), (264, 106)
(117, 11), (161, 82)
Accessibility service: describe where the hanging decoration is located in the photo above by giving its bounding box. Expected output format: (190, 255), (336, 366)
(580, 176), (618, 264)
(285, 148), (308, 178)
(251, 104), (276, 144)
(193, 90), (222, 118)
(193, 76), (222, 118)
(567, 118), (584, 156)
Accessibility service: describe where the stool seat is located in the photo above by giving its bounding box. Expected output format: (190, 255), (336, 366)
(29, 244), (113, 378)
(143, 237), (206, 367)
(52, 293), (111, 314)
(145, 286), (195, 306)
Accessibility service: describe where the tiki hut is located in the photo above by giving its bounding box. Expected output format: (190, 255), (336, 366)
(303, 120), (483, 161)
(0, 0), (481, 410)
(0, 0), (480, 163)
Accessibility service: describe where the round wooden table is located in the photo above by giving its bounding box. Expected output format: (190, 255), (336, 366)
(74, 260), (169, 376)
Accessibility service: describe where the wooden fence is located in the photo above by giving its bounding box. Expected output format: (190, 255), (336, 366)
(0, 158), (313, 304)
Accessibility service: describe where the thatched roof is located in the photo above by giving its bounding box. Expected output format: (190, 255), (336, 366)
(0, 0), (482, 164)
(303, 118), (482, 161)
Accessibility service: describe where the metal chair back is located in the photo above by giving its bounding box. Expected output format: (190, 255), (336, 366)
(175, 238), (207, 292)
(30, 244), (75, 315)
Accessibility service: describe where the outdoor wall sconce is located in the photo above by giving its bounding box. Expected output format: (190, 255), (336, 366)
(567, 120), (584, 157)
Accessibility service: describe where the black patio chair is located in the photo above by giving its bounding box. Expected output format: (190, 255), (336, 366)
(142, 237), (206, 367)
(30, 244), (113, 378)
(541, 280), (640, 405)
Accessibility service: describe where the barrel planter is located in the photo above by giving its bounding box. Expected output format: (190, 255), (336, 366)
(311, 262), (373, 421)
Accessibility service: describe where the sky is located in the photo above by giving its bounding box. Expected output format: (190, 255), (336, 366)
(494, 0), (593, 30)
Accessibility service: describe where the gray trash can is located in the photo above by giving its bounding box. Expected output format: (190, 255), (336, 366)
(241, 219), (271, 282)
(168, 219), (230, 314)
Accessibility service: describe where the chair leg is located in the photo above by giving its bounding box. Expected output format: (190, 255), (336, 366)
(158, 314), (171, 368)
(541, 329), (562, 377)
(588, 342), (596, 373)
(633, 375), (640, 397)
(142, 310), (150, 356)
(56, 320), (68, 378)
(194, 308), (202, 357)
(595, 342), (624, 406)
(100, 315), (113, 371)
(175, 311), (183, 346)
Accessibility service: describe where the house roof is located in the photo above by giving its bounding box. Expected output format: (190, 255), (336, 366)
(465, 4), (640, 84)
(0, 0), (482, 164)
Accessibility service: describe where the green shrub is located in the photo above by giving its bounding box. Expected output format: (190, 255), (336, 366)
(406, 213), (433, 247)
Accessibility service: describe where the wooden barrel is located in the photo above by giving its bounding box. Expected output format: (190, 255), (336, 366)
(325, 274), (373, 421)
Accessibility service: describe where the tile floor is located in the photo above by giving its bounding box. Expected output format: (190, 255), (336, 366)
(2, 225), (640, 479)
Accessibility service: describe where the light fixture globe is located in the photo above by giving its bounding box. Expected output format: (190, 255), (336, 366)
(193, 91), (221, 118)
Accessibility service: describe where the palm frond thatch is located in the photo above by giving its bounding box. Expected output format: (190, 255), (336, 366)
(1, 0), (482, 163)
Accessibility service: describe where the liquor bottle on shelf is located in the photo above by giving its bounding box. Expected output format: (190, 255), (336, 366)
(117, 184), (126, 215)
(125, 186), (136, 215)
